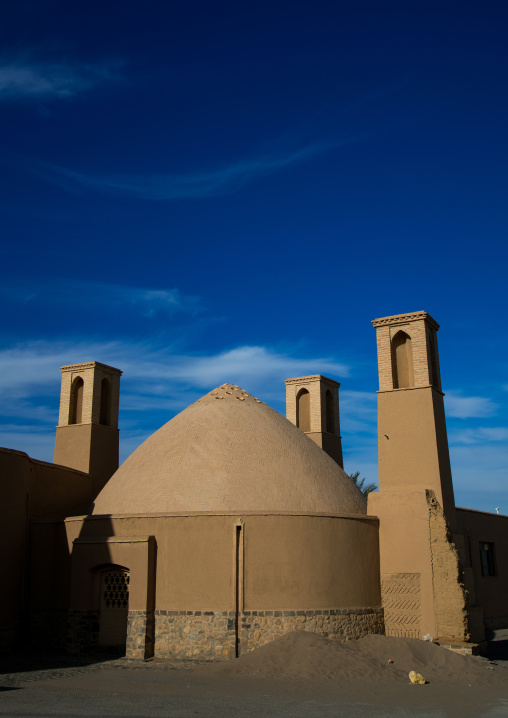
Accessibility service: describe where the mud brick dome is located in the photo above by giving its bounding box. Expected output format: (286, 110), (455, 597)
(8, 312), (500, 662)
(93, 384), (366, 516)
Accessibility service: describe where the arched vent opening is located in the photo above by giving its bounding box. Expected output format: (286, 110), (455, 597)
(325, 389), (335, 433)
(428, 330), (440, 390)
(296, 388), (311, 433)
(100, 378), (110, 426)
(69, 377), (84, 424)
(392, 331), (414, 389)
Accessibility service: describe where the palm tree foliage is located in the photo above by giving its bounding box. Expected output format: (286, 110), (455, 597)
(348, 471), (377, 496)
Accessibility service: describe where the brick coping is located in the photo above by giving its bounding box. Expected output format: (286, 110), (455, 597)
(153, 608), (383, 617)
(47, 511), (379, 524)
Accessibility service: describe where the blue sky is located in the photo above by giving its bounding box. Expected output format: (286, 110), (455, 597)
(1, 0), (507, 513)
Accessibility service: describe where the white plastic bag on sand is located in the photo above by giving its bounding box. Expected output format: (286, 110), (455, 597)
(422, 634), (433, 642)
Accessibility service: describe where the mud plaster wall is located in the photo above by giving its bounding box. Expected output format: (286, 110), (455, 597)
(55, 513), (381, 611)
(368, 489), (468, 642)
(29, 512), (382, 657)
(1, 448), (93, 648)
(376, 388), (456, 519)
(427, 491), (469, 641)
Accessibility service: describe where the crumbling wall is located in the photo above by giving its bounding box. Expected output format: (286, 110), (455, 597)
(427, 490), (469, 641)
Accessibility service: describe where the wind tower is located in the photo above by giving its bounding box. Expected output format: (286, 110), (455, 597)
(371, 311), (455, 520)
(54, 361), (122, 497)
(368, 312), (473, 644)
(285, 375), (343, 467)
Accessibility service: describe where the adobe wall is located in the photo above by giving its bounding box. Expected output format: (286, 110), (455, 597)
(29, 511), (383, 659)
(0, 450), (29, 649)
(456, 508), (508, 630)
(27, 459), (93, 519)
(53, 423), (119, 496)
(0, 448), (93, 649)
(0, 447), (93, 519)
(368, 489), (469, 642)
(56, 512), (381, 610)
(377, 388), (456, 521)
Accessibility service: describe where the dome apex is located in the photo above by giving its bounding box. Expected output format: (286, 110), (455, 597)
(197, 384), (263, 404)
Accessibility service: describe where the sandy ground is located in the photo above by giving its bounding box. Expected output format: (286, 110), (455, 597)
(1, 632), (507, 717)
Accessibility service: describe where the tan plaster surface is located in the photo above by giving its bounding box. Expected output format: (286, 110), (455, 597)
(93, 384), (365, 516)
(377, 387), (456, 520)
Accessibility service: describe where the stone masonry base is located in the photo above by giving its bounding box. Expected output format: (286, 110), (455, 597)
(29, 607), (384, 659)
(126, 611), (154, 659)
(154, 608), (385, 661)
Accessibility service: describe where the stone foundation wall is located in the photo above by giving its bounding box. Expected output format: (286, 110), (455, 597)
(30, 607), (384, 659)
(126, 611), (154, 659)
(154, 610), (236, 660)
(154, 607), (384, 661)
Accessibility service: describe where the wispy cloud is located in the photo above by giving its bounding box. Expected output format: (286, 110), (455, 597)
(1, 279), (201, 317)
(34, 136), (354, 200)
(449, 426), (508, 446)
(0, 59), (121, 101)
(0, 339), (348, 411)
(444, 391), (497, 419)
(0, 338), (349, 461)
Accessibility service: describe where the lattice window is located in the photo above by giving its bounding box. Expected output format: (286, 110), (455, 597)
(102, 571), (130, 609)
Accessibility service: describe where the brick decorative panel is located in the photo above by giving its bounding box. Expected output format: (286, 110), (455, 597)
(381, 573), (422, 638)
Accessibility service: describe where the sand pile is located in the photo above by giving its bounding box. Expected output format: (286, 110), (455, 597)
(206, 631), (498, 685)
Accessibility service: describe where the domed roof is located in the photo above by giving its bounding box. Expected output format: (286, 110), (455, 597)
(93, 384), (366, 516)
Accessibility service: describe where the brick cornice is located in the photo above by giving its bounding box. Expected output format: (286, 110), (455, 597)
(371, 311), (439, 331)
(284, 374), (340, 388)
(60, 361), (123, 375)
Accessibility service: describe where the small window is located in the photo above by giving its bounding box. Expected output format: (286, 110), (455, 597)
(479, 542), (496, 577)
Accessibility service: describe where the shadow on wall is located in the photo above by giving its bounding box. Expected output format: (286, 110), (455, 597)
(64, 514), (156, 659)
(28, 512), (141, 660)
